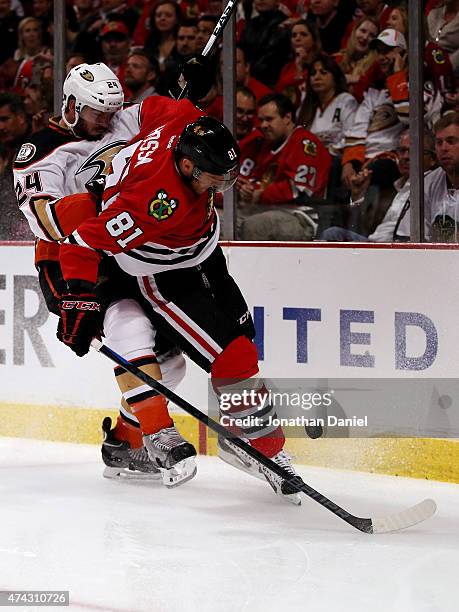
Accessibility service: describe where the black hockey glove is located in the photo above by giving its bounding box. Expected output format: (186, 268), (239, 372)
(86, 176), (106, 209)
(57, 281), (102, 357)
(179, 55), (215, 102)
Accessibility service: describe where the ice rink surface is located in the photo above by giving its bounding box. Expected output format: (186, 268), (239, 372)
(0, 438), (457, 612)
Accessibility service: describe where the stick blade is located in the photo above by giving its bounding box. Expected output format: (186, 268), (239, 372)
(371, 498), (437, 534)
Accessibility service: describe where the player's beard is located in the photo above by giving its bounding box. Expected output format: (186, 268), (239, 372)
(73, 117), (106, 141)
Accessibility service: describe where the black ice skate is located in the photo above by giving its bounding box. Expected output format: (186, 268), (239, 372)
(143, 426), (197, 488)
(101, 417), (161, 480)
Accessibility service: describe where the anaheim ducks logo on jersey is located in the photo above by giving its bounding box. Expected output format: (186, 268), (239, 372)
(148, 189), (178, 221)
(368, 104), (398, 133)
(75, 140), (126, 187)
(80, 69), (94, 82)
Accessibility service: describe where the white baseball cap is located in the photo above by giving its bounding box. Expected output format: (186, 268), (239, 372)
(369, 28), (407, 51)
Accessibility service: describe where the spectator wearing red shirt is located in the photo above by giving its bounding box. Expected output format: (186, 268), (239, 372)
(334, 17), (379, 102)
(237, 93), (331, 240)
(275, 19), (321, 109)
(236, 86), (264, 180)
(238, 93), (331, 205)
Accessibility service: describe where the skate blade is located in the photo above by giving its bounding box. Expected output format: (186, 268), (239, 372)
(103, 466), (162, 480)
(282, 492), (302, 506)
(218, 443), (264, 481)
(261, 471), (302, 506)
(161, 457), (197, 488)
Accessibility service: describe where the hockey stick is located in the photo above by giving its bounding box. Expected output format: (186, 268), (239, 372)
(91, 339), (437, 534)
(177, 0), (239, 100)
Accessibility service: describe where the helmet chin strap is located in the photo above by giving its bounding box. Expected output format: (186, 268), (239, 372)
(61, 99), (81, 135)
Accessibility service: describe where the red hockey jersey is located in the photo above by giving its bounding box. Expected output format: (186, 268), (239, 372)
(61, 98), (221, 284)
(250, 127), (332, 204)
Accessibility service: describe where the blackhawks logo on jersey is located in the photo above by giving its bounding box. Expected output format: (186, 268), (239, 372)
(432, 49), (445, 64)
(303, 138), (317, 157)
(148, 190), (178, 221)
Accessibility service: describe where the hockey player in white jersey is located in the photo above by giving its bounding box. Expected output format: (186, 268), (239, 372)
(14, 63), (196, 487)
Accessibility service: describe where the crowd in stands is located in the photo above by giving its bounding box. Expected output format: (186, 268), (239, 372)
(0, 0), (458, 242)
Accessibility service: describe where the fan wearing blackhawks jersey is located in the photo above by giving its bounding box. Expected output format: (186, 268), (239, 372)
(57, 103), (303, 504)
(13, 63), (196, 485)
(237, 93), (332, 241)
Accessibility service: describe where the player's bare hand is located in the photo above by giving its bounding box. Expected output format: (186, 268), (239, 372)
(393, 50), (407, 73)
(237, 177), (256, 203)
(350, 168), (372, 200)
(341, 162), (357, 190)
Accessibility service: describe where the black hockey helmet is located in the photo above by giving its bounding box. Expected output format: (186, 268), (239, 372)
(174, 116), (240, 192)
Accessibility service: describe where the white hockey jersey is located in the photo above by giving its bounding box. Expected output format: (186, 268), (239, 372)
(309, 92), (358, 156)
(13, 105), (142, 248)
(427, 166), (459, 242)
(343, 71), (409, 166)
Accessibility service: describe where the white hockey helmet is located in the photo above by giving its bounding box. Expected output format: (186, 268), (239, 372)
(62, 62), (124, 130)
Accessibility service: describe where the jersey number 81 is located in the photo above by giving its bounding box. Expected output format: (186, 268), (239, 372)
(106, 212), (143, 249)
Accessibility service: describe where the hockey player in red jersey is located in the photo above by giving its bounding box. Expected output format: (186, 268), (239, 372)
(13, 63), (197, 484)
(56, 104), (302, 504)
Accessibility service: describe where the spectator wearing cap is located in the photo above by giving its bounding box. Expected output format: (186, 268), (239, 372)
(428, 0), (459, 75)
(334, 17), (379, 102)
(309, 0), (353, 54)
(0, 0), (20, 65)
(125, 51), (159, 103)
(386, 3), (456, 129)
(238, 0), (291, 88)
(275, 19), (321, 109)
(341, 27), (409, 224)
(100, 20), (131, 92)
